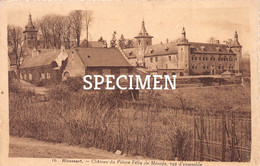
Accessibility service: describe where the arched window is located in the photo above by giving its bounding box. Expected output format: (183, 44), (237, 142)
(180, 72), (184, 76)
(172, 72), (176, 75)
(64, 71), (70, 79)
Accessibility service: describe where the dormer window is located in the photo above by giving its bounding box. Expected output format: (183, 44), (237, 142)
(165, 46), (169, 51)
(216, 47), (221, 52)
(201, 46), (206, 51)
(129, 51), (133, 56)
(150, 49), (154, 54)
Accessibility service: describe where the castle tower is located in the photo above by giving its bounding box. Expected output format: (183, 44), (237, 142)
(134, 20), (153, 67)
(230, 31), (242, 73)
(134, 19), (153, 49)
(177, 27), (190, 75)
(23, 13), (38, 53)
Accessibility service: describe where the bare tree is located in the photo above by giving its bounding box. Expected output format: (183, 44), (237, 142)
(35, 15), (52, 48)
(69, 10), (84, 47)
(83, 10), (94, 47)
(8, 25), (25, 79)
(171, 37), (182, 44)
(208, 36), (217, 43)
(223, 38), (233, 47)
(61, 16), (72, 49)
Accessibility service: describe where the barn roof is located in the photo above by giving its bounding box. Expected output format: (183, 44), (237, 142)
(20, 49), (61, 69)
(189, 42), (235, 55)
(75, 48), (132, 67)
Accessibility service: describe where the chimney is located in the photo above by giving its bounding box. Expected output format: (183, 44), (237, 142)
(214, 40), (220, 44)
(61, 45), (65, 52)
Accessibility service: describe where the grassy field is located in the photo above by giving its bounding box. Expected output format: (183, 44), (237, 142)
(9, 78), (251, 160)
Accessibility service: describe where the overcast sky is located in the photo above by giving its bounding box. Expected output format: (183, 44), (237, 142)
(7, 1), (257, 55)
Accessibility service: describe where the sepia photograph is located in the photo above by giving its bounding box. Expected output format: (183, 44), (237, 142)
(1, 0), (259, 165)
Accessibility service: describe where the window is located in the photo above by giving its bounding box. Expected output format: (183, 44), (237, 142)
(199, 57), (201, 61)
(180, 72), (184, 76)
(195, 57), (197, 60)
(150, 57), (153, 63)
(168, 56), (171, 61)
(29, 73), (32, 80)
(155, 57), (158, 62)
(192, 57), (194, 60)
(203, 57), (205, 61)
(222, 66), (224, 69)
(218, 57), (220, 61)
(163, 72), (167, 77)
(172, 72), (176, 75)
(138, 40), (141, 45)
(46, 73), (51, 79)
(203, 66), (205, 69)
(192, 65), (194, 69)
(206, 57), (208, 61)
(41, 73), (45, 79)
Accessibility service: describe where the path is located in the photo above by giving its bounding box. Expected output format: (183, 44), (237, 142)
(9, 136), (144, 159)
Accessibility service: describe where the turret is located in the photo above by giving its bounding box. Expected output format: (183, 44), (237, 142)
(230, 31), (242, 73)
(177, 27), (190, 75)
(23, 13), (38, 53)
(134, 19), (153, 49)
(134, 19), (153, 67)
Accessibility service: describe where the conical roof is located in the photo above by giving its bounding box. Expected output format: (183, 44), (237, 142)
(24, 13), (37, 33)
(135, 20), (153, 38)
(231, 31), (241, 47)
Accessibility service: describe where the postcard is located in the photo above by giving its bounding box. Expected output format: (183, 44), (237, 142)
(0, 0), (259, 166)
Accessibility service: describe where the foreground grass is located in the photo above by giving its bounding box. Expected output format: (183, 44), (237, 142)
(9, 80), (251, 160)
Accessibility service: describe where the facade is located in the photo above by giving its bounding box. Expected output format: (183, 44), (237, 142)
(123, 21), (242, 76)
(19, 47), (68, 85)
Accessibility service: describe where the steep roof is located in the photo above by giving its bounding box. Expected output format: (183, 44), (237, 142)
(189, 42), (235, 55)
(123, 48), (139, 58)
(20, 50), (61, 69)
(80, 39), (105, 48)
(144, 43), (178, 57)
(135, 20), (153, 38)
(75, 48), (132, 67)
(23, 14), (37, 33)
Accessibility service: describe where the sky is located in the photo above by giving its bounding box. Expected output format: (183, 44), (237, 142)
(7, 0), (258, 55)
